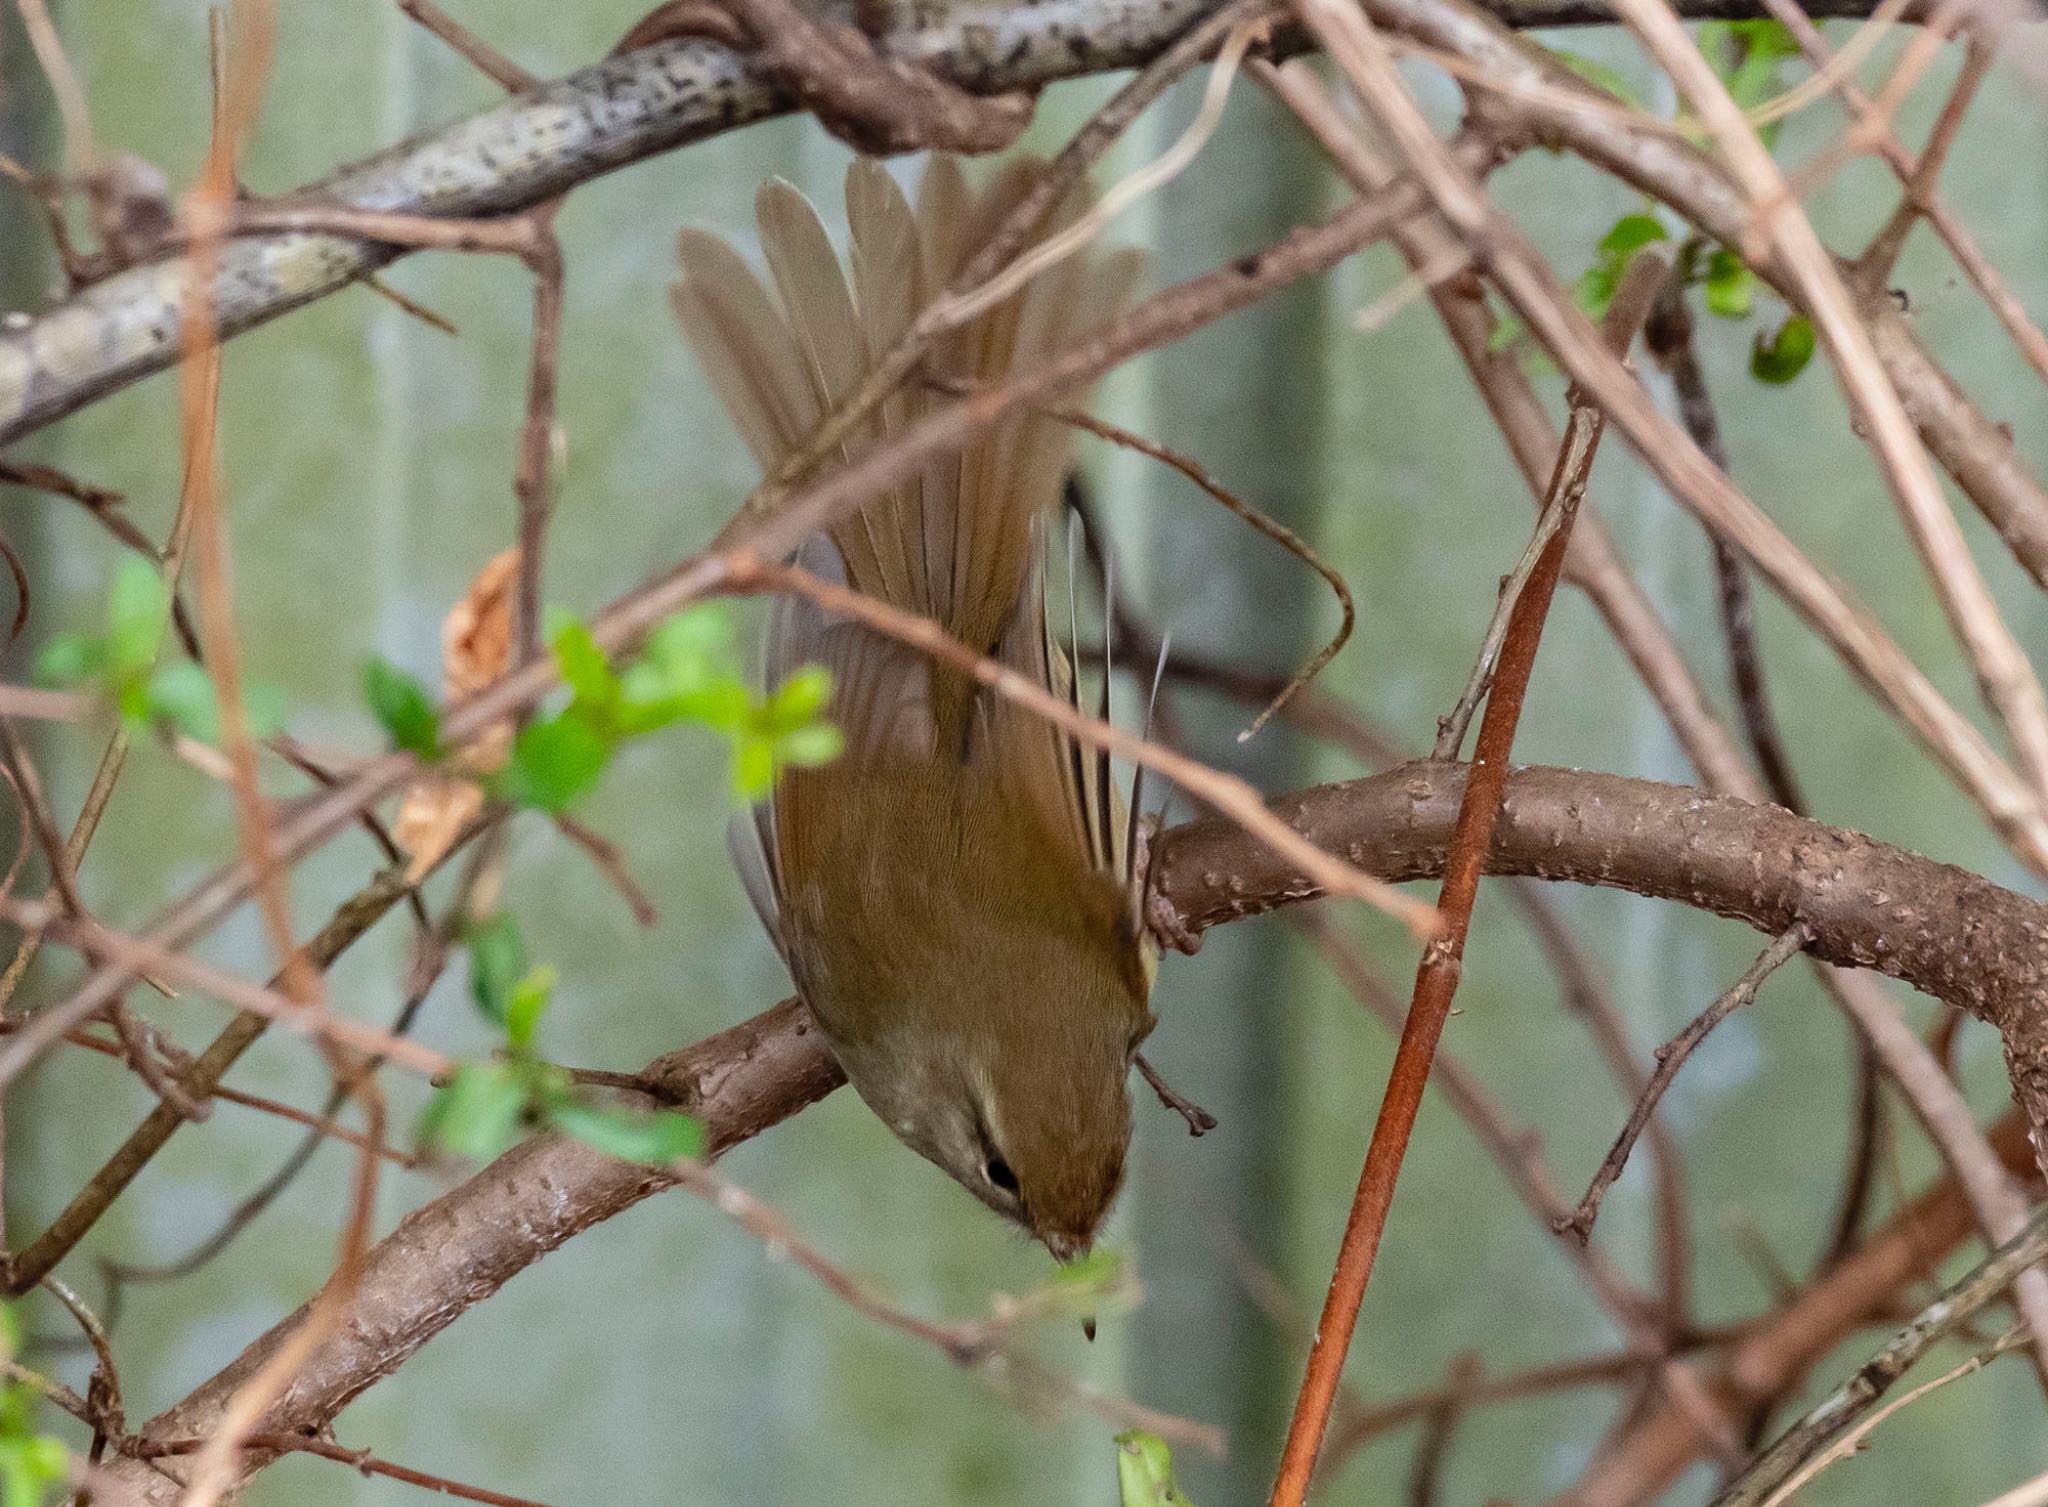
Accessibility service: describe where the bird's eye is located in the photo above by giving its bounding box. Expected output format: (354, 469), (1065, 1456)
(984, 1155), (1020, 1195)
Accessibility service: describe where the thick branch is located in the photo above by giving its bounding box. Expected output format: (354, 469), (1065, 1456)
(85, 762), (2048, 1502)
(1161, 762), (2048, 1048)
(0, 0), (1918, 445)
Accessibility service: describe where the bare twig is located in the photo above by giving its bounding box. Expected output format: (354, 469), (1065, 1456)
(1709, 1204), (2048, 1507)
(668, 1158), (1223, 1452)
(1134, 1052), (1218, 1135)
(1046, 405), (1353, 742)
(1562, 926), (1810, 1243)
(139, 1432), (554, 1507)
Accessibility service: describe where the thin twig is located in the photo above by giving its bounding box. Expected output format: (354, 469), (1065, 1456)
(1044, 405), (1354, 743)
(1134, 1052), (1218, 1135)
(1709, 1204), (2048, 1507)
(141, 1432), (553, 1507)
(669, 1158), (1224, 1453)
(1561, 925), (1810, 1243)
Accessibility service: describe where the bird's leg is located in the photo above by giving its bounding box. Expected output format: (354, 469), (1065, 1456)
(1132, 814), (1204, 957)
(613, 0), (1036, 156)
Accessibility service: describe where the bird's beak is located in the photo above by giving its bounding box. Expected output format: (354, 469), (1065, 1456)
(1043, 1229), (1093, 1263)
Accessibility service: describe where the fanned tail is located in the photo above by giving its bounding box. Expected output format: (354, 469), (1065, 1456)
(674, 156), (1143, 935)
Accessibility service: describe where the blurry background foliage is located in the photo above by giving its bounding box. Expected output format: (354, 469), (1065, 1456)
(2, 0), (2045, 1503)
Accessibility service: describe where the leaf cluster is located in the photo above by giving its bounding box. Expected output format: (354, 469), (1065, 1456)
(363, 604), (842, 811)
(416, 912), (704, 1166)
(33, 559), (282, 744)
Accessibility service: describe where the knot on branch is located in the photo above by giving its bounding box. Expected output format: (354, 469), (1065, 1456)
(617, 0), (1036, 156)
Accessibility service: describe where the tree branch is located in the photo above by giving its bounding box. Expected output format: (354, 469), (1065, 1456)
(0, 0), (1923, 445)
(83, 761), (2048, 1502)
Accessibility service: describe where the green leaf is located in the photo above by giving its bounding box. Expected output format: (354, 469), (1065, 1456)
(466, 912), (529, 1025)
(104, 557), (169, 676)
(1055, 1247), (1122, 1291)
(362, 657), (441, 757)
(763, 666), (833, 732)
(1116, 1431), (1196, 1507)
(731, 736), (777, 802)
(1550, 48), (1639, 106)
(143, 661), (219, 743)
(1575, 214), (1667, 319)
(547, 1100), (703, 1165)
(615, 668), (751, 736)
(551, 617), (617, 714)
(0, 1431), (68, 1507)
(1703, 247), (1757, 319)
(1572, 263), (1617, 319)
(1485, 316), (1524, 355)
(1598, 214), (1668, 259)
(416, 1062), (528, 1161)
(503, 965), (556, 1050)
(1751, 313), (1816, 384)
(642, 605), (733, 680)
(31, 633), (99, 689)
(774, 722), (843, 769)
(501, 712), (610, 813)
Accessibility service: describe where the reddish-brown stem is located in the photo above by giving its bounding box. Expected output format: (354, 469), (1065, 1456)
(1269, 243), (1665, 1502)
(1269, 466), (1575, 1503)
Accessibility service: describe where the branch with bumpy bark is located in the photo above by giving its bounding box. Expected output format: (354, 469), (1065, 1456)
(0, 0), (1918, 446)
(85, 761), (2048, 1503)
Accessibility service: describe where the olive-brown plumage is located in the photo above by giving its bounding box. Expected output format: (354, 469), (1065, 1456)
(673, 157), (1155, 1256)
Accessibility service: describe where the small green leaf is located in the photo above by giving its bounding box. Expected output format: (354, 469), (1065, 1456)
(615, 668), (751, 736)
(774, 722), (843, 769)
(1055, 1247), (1122, 1290)
(501, 713), (610, 813)
(1116, 1430), (1196, 1507)
(362, 657), (441, 757)
(642, 605), (733, 679)
(104, 557), (169, 675)
(1703, 247), (1756, 319)
(548, 1100), (703, 1165)
(0, 1429), (69, 1507)
(1598, 214), (1668, 259)
(550, 617), (617, 713)
(143, 661), (219, 743)
(764, 666), (833, 731)
(31, 633), (99, 689)
(467, 912), (529, 1025)
(1575, 214), (1667, 320)
(417, 1062), (528, 1161)
(1485, 316), (1525, 355)
(1573, 263), (1617, 319)
(731, 736), (777, 802)
(503, 965), (556, 1050)
(1751, 313), (1816, 384)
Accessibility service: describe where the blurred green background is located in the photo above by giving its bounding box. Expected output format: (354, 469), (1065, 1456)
(4, 2), (2046, 1503)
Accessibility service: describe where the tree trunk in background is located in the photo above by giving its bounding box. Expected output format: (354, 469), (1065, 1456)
(1129, 83), (1330, 1504)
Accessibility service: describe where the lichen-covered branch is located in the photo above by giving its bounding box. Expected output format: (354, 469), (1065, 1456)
(0, 0), (1911, 446)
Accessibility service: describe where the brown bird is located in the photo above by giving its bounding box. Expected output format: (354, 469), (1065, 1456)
(673, 157), (1156, 1258)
